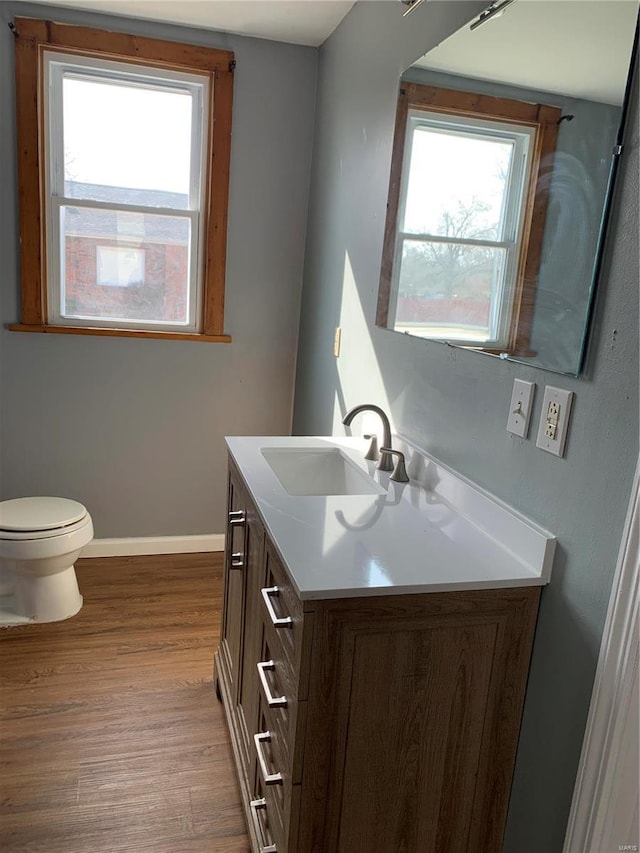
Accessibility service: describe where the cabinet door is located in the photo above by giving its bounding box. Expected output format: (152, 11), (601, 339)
(300, 588), (540, 853)
(220, 464), (248, 704)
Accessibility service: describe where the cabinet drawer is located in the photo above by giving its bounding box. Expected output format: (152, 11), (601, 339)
(249, 770), (281, 853)
(253, 700), (300, 851)
(261, 541), (303, 673)
(256, 622), (308, 784)
(256, 633), (294, 769)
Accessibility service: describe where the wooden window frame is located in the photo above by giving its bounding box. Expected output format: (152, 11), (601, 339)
(376, 81), (561, 356)
(11, 17), (234, 343)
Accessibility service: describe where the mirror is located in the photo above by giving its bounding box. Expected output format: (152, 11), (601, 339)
(377, 0), (638, 375)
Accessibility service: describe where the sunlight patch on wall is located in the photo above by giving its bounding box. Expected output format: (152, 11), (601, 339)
(334, 251), (391, 435)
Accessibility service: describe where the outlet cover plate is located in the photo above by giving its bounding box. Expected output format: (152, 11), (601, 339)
(506, 379), (535, 438)
(536, 386), (574, 457)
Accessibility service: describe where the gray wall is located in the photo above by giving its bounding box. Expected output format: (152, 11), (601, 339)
(0, 2), (317, 537)
(293, 2), (639, 851)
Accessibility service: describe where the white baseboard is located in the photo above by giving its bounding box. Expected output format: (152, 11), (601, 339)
(82, 534), (225, 558)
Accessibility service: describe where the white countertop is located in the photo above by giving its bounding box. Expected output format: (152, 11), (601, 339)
(226, 435), (556, 600)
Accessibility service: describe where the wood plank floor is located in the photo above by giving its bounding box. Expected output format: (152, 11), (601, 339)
(0, 553), (250, 853)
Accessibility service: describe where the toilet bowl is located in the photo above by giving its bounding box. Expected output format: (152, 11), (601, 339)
(0, 497), (93, 625)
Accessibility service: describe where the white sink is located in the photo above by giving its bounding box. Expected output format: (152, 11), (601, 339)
(261, 447), (385, 496)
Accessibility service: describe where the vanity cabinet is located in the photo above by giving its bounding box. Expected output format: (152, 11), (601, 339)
(214, 458), (541, 853)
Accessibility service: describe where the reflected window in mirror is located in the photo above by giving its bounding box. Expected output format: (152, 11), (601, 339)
(378, 83), (561, 354)
(376, 1), (639, 375)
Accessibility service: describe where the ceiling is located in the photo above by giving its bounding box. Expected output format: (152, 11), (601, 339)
(26, 0), (356, 46)
(414, 0), (638, 105)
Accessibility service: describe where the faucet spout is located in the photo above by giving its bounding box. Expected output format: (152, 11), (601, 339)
(342, 404), (394, 472)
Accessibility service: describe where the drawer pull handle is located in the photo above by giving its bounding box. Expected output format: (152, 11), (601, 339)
(228, 510), (245, 570)
(230, 552), (244, 570)
(254, 731), (283, 786)
(257, 660), (288, 709)
(249, 798), (278, 853)
(261, 586), (293, 629)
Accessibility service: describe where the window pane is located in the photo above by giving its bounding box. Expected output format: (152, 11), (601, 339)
(394, 240), (507, 341)
(63, 76), (193, 208)
(61, 206), (191, 325)
(403, 124), (513, 240)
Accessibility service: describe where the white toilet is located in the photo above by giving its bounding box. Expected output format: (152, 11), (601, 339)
(0, 497), (93, 626)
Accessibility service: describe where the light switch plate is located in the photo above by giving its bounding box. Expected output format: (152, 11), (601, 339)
(536, 386), (574, 457)
(333, 327), (341, 357)
(506, 379), (535, 438)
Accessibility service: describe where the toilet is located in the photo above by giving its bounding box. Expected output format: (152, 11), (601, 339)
(0, 497), (93, 626)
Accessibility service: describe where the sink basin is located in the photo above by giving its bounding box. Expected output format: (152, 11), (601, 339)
(261, 447), (385, 497)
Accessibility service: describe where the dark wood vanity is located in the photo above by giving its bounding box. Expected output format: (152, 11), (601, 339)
(214, 456), (541, 852)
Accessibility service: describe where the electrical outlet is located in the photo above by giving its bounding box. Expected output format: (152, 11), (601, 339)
(506, 379), (535, 438)
(543, 400), (560, 439)
(536, 386), (574, 457)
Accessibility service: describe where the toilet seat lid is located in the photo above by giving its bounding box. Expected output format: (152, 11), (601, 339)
(0, 497), (87, 532)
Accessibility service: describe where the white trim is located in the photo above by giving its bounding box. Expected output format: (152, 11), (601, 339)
(56, 195), (199, 220)
(81, 534), (225, 558)
(563, 459), (640, 852)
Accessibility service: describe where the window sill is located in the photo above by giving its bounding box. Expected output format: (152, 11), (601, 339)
(7, 324), (232, 343)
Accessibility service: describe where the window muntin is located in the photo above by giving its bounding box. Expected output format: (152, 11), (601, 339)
(44, 52), (208, 333)
(390, 110), (535, 347)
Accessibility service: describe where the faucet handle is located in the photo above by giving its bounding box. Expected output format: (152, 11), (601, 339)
(363, 434), (380, 461)
(380, 448), (409, 483)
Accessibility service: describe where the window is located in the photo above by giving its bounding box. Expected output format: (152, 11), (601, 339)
(12, 18), (234, 341)
(96, 247), (145, 288)
(377, 83), (561, 355)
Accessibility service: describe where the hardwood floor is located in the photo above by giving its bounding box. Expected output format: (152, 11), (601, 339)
(0, 553), (250, 853)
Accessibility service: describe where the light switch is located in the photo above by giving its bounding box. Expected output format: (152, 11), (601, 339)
(506, 379), (535, 438)
(333, 327), (341, 358)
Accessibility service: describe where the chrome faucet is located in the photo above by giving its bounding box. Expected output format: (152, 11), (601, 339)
(342, 404), (395, 472)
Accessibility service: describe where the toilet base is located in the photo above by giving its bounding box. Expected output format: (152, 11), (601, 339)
(0, 566), (83, 625)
